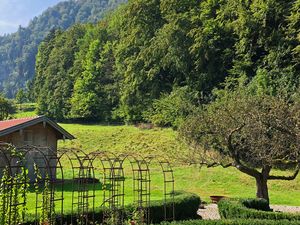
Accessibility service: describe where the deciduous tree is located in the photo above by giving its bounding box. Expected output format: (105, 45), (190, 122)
(180, 87), (300, 202)
(0, 96), (15, 120)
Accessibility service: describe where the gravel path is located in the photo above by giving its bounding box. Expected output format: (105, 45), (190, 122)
(197, 204), (220, 220)
(271, 205), (300, 214)
(197, 204), (300, 220)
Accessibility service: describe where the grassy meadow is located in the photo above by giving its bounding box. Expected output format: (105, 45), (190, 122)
(12, 106), (300, 214)
(57, 123), (300, 206)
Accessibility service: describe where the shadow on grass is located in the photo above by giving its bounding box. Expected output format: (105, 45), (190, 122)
(27, 179), (111, 193)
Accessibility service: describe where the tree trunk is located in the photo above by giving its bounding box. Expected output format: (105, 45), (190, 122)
(234, 162), (272, 202)
(255, 166), (271, 202)
(255, 176), (269, 202)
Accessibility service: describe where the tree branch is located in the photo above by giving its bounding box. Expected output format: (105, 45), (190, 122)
(226, 124), (262, 178)
(271, 159), (299, 165)
(201, 162), (233, 168)
(263, 121), (297, 138)
(234, 162), (261, 178)
(227, 124), (245, 157)
(268, 166), (300, 181)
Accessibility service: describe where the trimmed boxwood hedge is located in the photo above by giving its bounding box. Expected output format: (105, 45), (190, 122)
(23, 191), (200, 224)
(147, 191), (201, 223)
(218, 199), (300, 221)
(160, 219), (300, 225)
(241, 198), (271, 211)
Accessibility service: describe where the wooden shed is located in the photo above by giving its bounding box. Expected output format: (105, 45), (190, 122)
(0, 116), (75, 180)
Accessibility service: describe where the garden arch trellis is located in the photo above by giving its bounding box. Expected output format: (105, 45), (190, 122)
(0, 143), (27, 225)
(119, 153), (151, 224)
(20, 145), (64, 225)
(0, 144), (175, 225)
(146, 155), (175, 222)
(58, 148), (95, 225)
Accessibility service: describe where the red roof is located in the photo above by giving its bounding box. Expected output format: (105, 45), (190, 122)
(0, 116), (74, 140)
(0, 117), (39, 132)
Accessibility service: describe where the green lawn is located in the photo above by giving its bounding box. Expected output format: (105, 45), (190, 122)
(13, 103), (37, 118)
(57, 123), (300, 206)
(11, 109), (300, 211)
(59, 123), (189, 162)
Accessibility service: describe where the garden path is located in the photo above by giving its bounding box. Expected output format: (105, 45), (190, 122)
(197, 204), (220, 220)
(271, 205), (300, 214)
(197, 204), (300, 220)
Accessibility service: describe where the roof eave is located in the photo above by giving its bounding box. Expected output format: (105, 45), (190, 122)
(0, 116), (75, 140)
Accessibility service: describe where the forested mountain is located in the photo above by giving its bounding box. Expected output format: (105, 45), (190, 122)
(0, 0), (126, 98)
(34, 0), (300, 122)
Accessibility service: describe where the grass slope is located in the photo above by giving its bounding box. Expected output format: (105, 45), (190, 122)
(58, 123), (300, 206)
(12, 109), (300, 207)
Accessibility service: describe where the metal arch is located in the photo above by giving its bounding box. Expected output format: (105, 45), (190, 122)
(36, 146), (65, 225)
(57, 149), (79, 224)
(146, 155), (175, 222)
(90, 151), (112, 209)
(0, 144), (176, 225)
(0, 143), (14, 224)
(9, 146), (28, 225)
(119, 153), (151, 225)
(119, 154), (141, 207)
(50, 147), (65, 225)
(0, 143), (27, 225)
(90, 151), (125, 224)
(19, 145), (57, 225)
(89, 151), (108, 224)
(110, 152), (125, 221)
(58, 148), (95, 225)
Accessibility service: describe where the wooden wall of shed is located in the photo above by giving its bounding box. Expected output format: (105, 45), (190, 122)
(0, 123), (58, 150)
(0, 123), (59, 181)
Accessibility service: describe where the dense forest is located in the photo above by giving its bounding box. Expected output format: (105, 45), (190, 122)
(0, 0), (126, 98)
(34, 0), (299, 123)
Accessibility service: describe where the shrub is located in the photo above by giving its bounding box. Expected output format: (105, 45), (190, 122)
(0, 95), (15, 120)
(241, 198), (271, 211)
(160, 219), (300, 225)
(23, 191), (200, 224)
(143, 86), (197, 129)
(218, 199), (300, 221)
(148, 191), (201, 224)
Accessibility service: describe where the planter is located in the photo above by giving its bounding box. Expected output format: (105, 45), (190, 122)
(210, 195), (225, 203)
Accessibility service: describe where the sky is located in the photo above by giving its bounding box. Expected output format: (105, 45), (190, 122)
(0, 0), (63, 35)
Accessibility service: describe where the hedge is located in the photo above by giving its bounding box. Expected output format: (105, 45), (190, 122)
(218, 199), (300, 221)
(147, 191), (201, 223)
(241, 198), (271, 211)
(160, 219), (300, 225)
(23, 191), (200, 224)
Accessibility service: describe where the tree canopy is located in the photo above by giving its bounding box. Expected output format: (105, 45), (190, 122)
(0, 96), (15, 120)
(0, 0), (126, 98)
(180, 85), (300, 201)
(33, 0), (299, 122)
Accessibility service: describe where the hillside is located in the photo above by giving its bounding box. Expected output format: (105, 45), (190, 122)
(33, 0), (299, 122)
(58, 123), (300, 206)
(0, 0), (126, 98)
(12, 106), (300, 205)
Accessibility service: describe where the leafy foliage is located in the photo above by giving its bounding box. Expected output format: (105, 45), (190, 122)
(0, 0), (126, 98)
(15, 89), (27, 105)
(143, 87), (198, 128)
(218, 198), (300, 221)
(0, 146), (28, 225)
(71, 29), (119, 121)
(161, 219), (300, 225)
(179, 84), (300, 200)
(0, 95), (15, 120)
(241, 198), (271, 212)
(147, 191), (200, 223)
(34, 26), (87, 120)
(33, 0), (299, 123)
